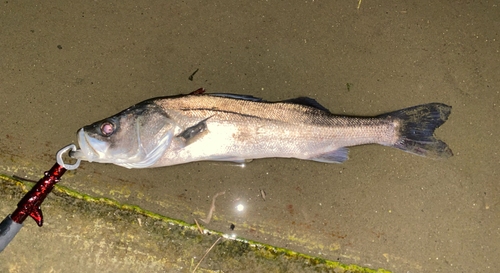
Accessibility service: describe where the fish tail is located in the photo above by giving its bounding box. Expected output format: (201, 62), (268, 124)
(380, 103), (453, 159)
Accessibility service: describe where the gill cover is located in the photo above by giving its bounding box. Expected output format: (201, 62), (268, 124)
(75, 102), (174, 168)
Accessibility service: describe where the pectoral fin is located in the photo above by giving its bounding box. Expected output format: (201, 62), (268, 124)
(176, 117), (211, 145)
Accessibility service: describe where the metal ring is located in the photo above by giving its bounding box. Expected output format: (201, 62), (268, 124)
(56, 144), (81, 170)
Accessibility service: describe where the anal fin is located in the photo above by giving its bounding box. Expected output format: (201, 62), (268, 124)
(309, 147), (349, 163)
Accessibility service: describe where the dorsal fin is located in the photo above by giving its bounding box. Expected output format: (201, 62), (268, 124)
(281, 97), (331, 113)
(208, 93), (264, 102)
(207, 93), (330, 112)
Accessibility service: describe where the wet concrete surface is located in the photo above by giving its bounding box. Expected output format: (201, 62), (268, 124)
(0, 175), (385, 273)
(1, 0), (499, 272)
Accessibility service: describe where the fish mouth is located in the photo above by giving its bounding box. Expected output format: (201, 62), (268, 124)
(70, 128), (99, 162)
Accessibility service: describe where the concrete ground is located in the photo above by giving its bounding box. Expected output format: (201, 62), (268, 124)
(1, 0), (498, 272)
(0, 175), (373, 273)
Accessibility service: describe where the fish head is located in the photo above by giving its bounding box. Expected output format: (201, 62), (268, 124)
(72, 101), (175, 168)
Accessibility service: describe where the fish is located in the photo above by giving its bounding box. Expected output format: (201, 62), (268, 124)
(70, 90), (453, 168)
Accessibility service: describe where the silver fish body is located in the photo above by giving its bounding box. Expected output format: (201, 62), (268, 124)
(71, 93), (452, 168)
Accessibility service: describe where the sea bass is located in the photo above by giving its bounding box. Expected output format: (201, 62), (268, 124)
(70, 91), (452, 168)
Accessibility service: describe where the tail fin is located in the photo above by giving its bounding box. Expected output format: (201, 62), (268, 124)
(379, 103), (453, 159)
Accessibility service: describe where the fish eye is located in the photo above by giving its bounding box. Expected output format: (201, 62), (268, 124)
(100, 122), (115, 137)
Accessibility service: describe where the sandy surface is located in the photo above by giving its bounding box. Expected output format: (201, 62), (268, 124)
(1, 0), (499, 272)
